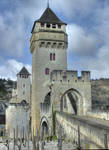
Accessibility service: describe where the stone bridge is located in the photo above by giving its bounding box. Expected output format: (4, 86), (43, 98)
(56, 111), (109, 149)
(40, 70), (109, 149)
(40, 70), (92, 136)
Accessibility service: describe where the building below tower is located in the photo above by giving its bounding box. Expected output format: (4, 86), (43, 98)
(6, 67), (31, 138)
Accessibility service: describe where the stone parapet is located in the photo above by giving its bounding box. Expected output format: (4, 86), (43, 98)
(50, 70), (90, 83)
(87, 111), (109, 120)
(56, 111), (109, 149)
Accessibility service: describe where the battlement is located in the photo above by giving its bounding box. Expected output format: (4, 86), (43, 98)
(50, 70), (90, 83)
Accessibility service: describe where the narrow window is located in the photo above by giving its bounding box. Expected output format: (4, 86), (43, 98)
(53, 53), (55, 60)
(50, 53), (52, 60)
(52, 24), (56, 28)
(45, 68), (50, 75)
(41, 23), (44, 27)
(47, 24), (50, 28)
(23, 91), (25, 95)
(23, 84), (25, 88)
(58, 25), (61, 29)
(50, 53), (55, 61)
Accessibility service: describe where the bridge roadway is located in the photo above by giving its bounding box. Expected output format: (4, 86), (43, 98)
(67, 113), (109, 130)
(56, 111), (109, 149)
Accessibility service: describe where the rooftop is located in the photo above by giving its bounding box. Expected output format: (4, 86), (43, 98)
(17, 67), (31, 75)
(32, 7), (67, 33)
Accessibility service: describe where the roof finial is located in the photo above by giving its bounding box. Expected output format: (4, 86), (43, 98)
(47, 0), (49, 8)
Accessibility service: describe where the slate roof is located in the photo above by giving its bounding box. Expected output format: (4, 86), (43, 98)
(32, 7), (67, 33)
(17, 67), (31, 75)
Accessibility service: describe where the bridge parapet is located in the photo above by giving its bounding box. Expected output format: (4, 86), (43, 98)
(56, 111), (109, 149)
(50, 70), (90, 83)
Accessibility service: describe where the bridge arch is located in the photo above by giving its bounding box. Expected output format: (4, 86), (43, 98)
(60, 88), (83, 115)
(51, 86), (84, 115)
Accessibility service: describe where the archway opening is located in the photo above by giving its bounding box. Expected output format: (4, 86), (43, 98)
(44, 92), (51, 105)
(60, 89), (82, 115)
(41, 121), (48, 138)
(21, 100), (27, 106)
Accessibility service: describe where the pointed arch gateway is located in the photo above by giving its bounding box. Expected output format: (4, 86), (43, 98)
(60, 89), (83, 115)
(40, 117), (49, 139)
(52, 87), (84, 116)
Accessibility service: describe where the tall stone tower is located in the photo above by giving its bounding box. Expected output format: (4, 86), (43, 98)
(17, 67), (31, 104)
(30, 6), (68, 135)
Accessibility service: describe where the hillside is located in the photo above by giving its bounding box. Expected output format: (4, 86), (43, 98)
(0, 79), (16, 101)
(0, 78), (109, 110)
(91, 79), (109, 110)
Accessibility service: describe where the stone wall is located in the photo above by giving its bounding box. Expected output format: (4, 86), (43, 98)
(87, 111), (109, 120)
(50, 70), (91, 115)
(17, 75), (31, 104)
(56, 112), (109, 149)
(51, 70), (90, 82)
(31, 16), (68, 136)
(6, 104), (30, 138)
(40, 103), (52, 135)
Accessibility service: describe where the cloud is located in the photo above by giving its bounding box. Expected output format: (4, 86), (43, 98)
(66, 2), (109, 79)
(0, 13), (26, 57)
(0, 59), (31, 81)
(68, 44), (109, 79)
(0, 0), (99, 58)
(1, 0), (109, 79)
(67, 24), (98, 56)
(52, 0), (97, 19)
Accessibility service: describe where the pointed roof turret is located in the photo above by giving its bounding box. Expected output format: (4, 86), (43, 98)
(17, 67), (31, 75)
(37, 7), (66, 24)
(31, 7), (67, 33)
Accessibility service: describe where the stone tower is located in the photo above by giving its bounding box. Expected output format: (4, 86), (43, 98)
(30, 6), (68, 135)
(17, 67), (31, 104)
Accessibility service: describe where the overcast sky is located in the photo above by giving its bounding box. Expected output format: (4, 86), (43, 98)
(0, 0), (109, 80)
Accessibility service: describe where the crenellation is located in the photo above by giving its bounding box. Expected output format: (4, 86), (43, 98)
(51, 70), (90, 83)
(81, 71), (90, 81)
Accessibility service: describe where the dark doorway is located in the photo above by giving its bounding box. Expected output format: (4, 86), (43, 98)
(41, 121), (48, 138)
